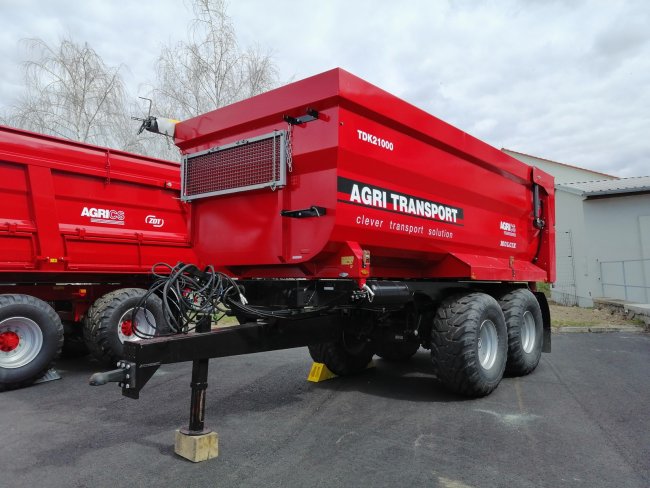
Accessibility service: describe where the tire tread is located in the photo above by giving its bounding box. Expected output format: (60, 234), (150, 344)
(308, 339), (374, 376)
(499, 288), (543, 376)
(431, 292), (507, 397)
(83, 288), (155, 366)
(0, 294), (63, 391)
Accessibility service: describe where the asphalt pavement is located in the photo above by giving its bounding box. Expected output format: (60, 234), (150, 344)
(2, 332), (649, 488)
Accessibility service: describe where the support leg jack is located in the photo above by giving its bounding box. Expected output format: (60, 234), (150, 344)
(89, 313), (343, 460)
(174, 316), (218, 462)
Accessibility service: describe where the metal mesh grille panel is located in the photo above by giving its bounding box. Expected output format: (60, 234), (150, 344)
(182, 131), (285, 200)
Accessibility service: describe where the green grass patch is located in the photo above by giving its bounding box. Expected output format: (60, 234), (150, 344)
(213, 314), (240, 327)
(536, 281), (551, 298)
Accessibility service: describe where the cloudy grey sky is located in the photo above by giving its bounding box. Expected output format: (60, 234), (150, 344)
(1, 0), (648, 176)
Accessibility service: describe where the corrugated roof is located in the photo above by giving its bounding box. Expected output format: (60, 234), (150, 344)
(557, 176), (650, 197)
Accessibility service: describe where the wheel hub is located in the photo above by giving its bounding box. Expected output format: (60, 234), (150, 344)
(477, 319), (498, 370)
(0, 317), (44, 368)
(521, 311), (536, 353)
(120, 319), (134, 337)
(117, 308), (157, 343)
(0, 331), (20, 352)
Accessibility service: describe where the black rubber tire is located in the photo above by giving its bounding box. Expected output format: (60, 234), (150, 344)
(83, 288), (166, 366)
(307, 343), (324, 363)
(376, 340), (420, 362)
(431, 292), (507, 397)
(308, 334), (374, 376)
(499, 288), (543, 376)
(0, 294), (64, 391)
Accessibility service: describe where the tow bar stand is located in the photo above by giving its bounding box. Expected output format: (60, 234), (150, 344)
(89, 314), (343, 461)
(181, 314), (211, 436)
(174, 314), (218, 462)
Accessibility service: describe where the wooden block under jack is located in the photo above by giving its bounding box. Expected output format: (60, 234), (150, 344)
(307, 360), (375, 383)
(174, 429), (218, 462)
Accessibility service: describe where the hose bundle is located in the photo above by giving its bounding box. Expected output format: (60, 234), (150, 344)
(131, 262), (242, 339)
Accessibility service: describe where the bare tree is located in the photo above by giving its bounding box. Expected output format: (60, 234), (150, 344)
(152, 0), (278, 120)
(6, 37), (136, 148)
(3, 2), (278, 161)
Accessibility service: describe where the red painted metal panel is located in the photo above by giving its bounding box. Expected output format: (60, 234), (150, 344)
(176, 69), (555, 284)
(0, 125), (195, 277)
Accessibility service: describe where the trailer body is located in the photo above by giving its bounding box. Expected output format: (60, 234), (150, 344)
(0, 126), (193, 280)
(0, 126), (195, 389)
(176, 68), (554, 285)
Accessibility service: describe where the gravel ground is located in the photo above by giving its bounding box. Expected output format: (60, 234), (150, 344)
(549, 302), (644, 327)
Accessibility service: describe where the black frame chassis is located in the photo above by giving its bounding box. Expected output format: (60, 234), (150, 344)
(89, 279), (551, 434)
(90, 313), (343, 434)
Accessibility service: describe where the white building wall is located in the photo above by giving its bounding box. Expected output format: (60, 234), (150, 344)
(553, 191), (650, 306)
(583, 194), (650, 303)
(641, 216), (650, 299)
(552, 190), (591, 306)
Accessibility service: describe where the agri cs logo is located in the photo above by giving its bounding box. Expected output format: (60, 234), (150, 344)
(81, 207), (125, 226)
(145, 215), (165, 228)
(499, 220), (517, 237)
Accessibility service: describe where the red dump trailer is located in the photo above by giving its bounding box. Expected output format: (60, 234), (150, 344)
(90, 69), (555, 446)
(178, 68), (555, 284)
(0, 126), (195, 390)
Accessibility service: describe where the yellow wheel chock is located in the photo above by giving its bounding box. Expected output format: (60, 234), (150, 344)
(307, 362), (337, 382)
(307, 360), (375, 382)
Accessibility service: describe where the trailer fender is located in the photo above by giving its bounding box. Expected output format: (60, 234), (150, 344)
(533, 292), (551, 353)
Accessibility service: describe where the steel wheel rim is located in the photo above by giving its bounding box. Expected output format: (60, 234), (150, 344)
(0, 317), (44, 369)
(477, 319), (498, 370)
(521, 311), (536, 354)
(117, 308), (156, 343)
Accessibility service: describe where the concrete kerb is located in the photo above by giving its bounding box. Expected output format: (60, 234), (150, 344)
(553, 325), (646, 334)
